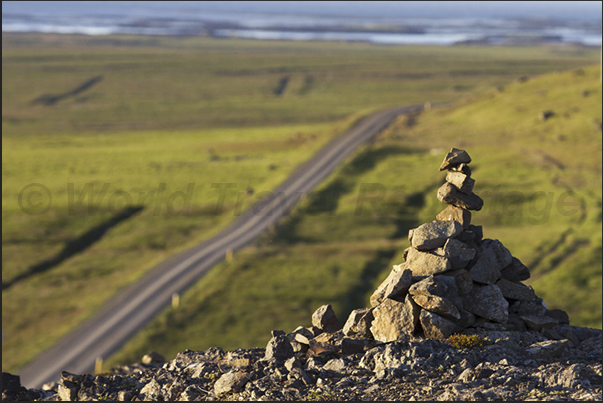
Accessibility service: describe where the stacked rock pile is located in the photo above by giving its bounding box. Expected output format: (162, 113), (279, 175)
(347, 147), (569, 343)
(291, 147), (569, 352)
(258, 147), (571, 359)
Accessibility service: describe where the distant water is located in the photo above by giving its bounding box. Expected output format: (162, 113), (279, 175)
(2, 1), (601, 46)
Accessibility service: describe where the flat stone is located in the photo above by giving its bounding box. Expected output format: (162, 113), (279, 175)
(312, 304), (341, 333)
(214, 371), (249, 397)
(467, 239), (512, 284)
(405, 247), (451, 277)
(495, 278), (536, 301)
(545, 309), (570, 325)
(500, 257), (531, 282)
(439, 148), (472, 171)
(370, 295), (420, 343)
(370, 268), (412, 306)
(509, 299), (547, 317)
(420, 309), (457, 339)
(521, 314), (559, 331)
(408, 274), (463, 309)
(411, 294), (461, 320)
(342, 308), (374, 338)
(446, 171), (475, 194)
(410, 220), (463, 251)
(294, 333), (311, 345)
(461, 284), (509, 323)
(437, 182), (483, 211)
(292, 326), (314, 340)
(443, 238), (476, 269)
(526, 339), (568, 359)
(436, 205), (472, 228)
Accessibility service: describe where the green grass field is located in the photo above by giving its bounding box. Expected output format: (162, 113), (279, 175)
(2, 32), (601, 374)
(106, 64), (602, 370)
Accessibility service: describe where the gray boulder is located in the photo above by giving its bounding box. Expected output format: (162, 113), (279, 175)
(446, 171), (475, 194)
(411, 294), (461, 320)
(500, 257), (531, 281)
(370, 268), (412, 306)
(437, 182), (484, 211)
(408, 275), (463, 310)
(439, 148), (472, 171)
(443, 238), (476, 269)
(520, 314), (559, 331)
(264, 334), (294, 361)
(436, 205), (472, 228)
(419, 309), (457, 339)
(312, 304), (341, 333)
(410, 220), (463, 251)
(467, 239), (512, 284)
(509, 299), (547, 317)
(495, 278), (537, 301)
(214, 371), (249, 397)
(370, 295), (420, 342)
(342, 308), (374, 338)
(384, 268), (413, 301)
(405, 247), (451, 276)
(462, 284), (509, 323)
(441, 269), (473, 295)
(526, 339), (568, 359)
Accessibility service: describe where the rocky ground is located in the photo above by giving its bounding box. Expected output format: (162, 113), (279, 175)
(3, 324), (601, 401)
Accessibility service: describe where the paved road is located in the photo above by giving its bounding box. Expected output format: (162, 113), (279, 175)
(19, 104), (423, 388)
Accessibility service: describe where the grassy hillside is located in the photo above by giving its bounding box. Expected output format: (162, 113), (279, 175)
(106, 64), (602, 370)
(2, 32), (600, 374)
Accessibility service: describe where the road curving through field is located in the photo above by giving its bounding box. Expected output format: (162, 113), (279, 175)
(18, 104), (425, 388)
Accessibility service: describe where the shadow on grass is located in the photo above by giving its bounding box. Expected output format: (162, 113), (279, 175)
(269, 143), (432, 314)
(275, 145), (425, 244)
(342, 187), (431, 315)
(2, 206), (143, 290)
(31, 75), (103, 106)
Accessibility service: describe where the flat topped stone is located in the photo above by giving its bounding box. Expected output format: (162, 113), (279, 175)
(446, 171), (475, 194)
(437, 182), (484, 211)
(405, 247), (451, 277)
(439, 148), (471, 171)
(436, 205), (471, 228)
(410, 220), (463, 251)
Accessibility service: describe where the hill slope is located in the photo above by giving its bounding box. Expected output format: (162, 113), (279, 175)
(106, 64), (602, 369)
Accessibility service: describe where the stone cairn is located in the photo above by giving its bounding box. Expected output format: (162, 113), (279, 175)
(275, 147), (570, 358)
